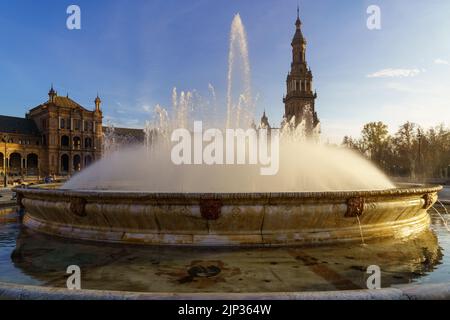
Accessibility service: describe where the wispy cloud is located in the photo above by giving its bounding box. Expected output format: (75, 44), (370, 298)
(104, 115), (143, 128)
(367, 68), (422, 78)
(385, 82), (414, 92)
(141, 105), (152, 113)
(434, 58), (449, 65)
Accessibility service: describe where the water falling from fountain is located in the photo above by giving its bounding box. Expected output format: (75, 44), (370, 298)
(356, 215), (366, 245)
(437, 200), (449, 217)
(431, 206), (450, 232)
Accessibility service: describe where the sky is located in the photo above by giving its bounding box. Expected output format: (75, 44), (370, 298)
(0, 0), (450, 143)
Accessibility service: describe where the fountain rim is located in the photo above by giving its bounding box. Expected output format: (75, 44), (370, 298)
(13, 184), (443, 201)
(1, 280), (450, 300)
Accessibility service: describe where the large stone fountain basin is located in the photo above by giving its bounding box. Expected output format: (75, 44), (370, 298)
(14, 185), (442, 246)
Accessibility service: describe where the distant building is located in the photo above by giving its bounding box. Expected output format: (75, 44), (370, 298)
(259, 111), (271, 130)
(0, 86), (143, 182)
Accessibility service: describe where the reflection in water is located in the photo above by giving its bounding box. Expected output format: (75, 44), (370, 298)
(2, 215), (444, 293)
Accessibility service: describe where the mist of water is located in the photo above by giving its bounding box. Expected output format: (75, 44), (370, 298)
(64, 140), (395, 193)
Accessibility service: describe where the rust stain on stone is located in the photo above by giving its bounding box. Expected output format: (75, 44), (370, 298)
(200, 199), (222, 220)
(346, 197), (365, 218)
(70, 198), (87, 217)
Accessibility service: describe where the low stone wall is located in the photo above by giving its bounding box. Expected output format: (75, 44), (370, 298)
(1, 281), (449, 300)
(15, 185), (442, 246)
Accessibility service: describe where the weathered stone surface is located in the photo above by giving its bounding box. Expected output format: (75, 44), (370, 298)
(13, 185), (443, 246)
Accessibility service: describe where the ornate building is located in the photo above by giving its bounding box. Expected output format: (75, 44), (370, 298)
(283, 7), (320, 136)
(0, 87), (103, 182)
(0, 86), (144, 182)
(0, 86), (143, 184)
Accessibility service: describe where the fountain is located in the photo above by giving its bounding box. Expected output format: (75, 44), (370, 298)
(0, 11), (448, 301)
(13, 14), (442, 247)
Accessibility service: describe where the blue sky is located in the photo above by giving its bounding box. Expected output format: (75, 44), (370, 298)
(0, 0), (450, 142)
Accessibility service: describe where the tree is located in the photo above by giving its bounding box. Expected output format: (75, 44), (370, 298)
(393, 122), (417, 178)
(342, 135), (362, 151)
(340, 121), (450, 180)
(360, 122), (390, 171)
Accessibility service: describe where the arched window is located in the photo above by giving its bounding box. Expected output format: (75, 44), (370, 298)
(61, 154), (69, 173)
(84, 137), (92, 149)
(9, 153), (21, 174)
(73, 155), (81, 172)
(73, 137), (81, 149)
(61, 136), (70, 147)
(27, 154), (39, 176)
(84, 155), (93, 167)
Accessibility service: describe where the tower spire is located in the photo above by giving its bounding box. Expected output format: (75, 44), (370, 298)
(283, 5), (319, 136)
(48, 84), (56, 102)
(296, 2), (301, 29)
(95, 92), (102, 112)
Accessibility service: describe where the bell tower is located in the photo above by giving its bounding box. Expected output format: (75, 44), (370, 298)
(283, 6), (319, 135)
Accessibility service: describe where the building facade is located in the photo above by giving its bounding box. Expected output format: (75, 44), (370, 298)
(0, 87), (103, 182)
(0, 86), (148, 184)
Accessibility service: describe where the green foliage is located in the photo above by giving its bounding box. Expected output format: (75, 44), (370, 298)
(342, 122), (450, 179)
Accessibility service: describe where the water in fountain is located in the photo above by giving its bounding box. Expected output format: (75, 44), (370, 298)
(280, 106), (318, 143)
(64, 14), (395, 193)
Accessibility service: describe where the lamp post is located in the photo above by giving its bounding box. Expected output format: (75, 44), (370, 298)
(2, 135), (8, 188)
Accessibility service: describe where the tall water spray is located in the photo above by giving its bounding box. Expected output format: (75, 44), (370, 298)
(226, 14), (253, 129)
